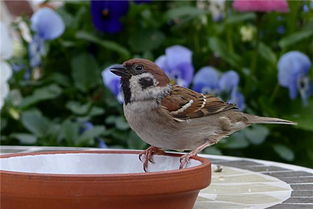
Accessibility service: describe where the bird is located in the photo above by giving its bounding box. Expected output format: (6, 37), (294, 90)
(109, 58), (296, 171)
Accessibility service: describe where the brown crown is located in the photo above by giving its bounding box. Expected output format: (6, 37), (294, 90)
(123, 58), (170, 86)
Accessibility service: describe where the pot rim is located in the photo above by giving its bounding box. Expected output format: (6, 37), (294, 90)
(0, 150), (211, 179)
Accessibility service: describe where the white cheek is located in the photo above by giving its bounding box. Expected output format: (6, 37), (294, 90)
(128, 73), (171, 102)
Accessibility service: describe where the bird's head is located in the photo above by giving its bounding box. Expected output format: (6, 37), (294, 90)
(110, 58), (171, 104)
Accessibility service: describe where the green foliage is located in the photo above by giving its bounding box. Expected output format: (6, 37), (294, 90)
(1, 1), (313, 168)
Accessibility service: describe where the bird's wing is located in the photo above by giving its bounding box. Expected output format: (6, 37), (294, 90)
(161, 85), (237, 120)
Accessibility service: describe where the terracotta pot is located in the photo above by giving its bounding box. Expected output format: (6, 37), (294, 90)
(0, 150), (211, 209)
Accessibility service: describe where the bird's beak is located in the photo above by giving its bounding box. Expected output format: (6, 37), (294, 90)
(110, 64), (128, 77)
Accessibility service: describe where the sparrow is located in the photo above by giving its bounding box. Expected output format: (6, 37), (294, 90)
(110, 58), (296, 171)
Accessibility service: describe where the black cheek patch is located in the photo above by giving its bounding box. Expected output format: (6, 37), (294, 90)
(139, 77), (154, 89)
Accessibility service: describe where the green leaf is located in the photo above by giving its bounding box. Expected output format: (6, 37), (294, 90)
(129, 29), (165, 52)
(21, 110), (51, 137)
(11, 133), (37, 144)
(223, 132), (249, 149)
(244, 125), (269, 145)
(78, 126), (106, 144)
(225, 13), (256, 24)
(282, 99), (313, 131)
(165, 7), (207, 20)
(258, 42), (277, 65)
(71, 53), (100, 92)
(75, 31), (130, 58)
(279, 30), (313, 48)
(105, 116), (129, 130)
(203, 147), (222, 155)
(208, 37), (241, 68)
(127, 131), (146, 150)
(66, 101), (91, 115)
(115, 117), (129, 130)
(7, 89), (23, 106)
(273, 144), (295, 161)
(88, 106), (105, 117)
(61, 120), (79, 145)
(20, 84), (62, 108)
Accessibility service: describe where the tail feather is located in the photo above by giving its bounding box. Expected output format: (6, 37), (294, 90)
(247, 115), (297, 125)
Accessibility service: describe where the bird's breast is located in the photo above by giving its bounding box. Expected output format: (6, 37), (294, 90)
(123, 101), (215, 150)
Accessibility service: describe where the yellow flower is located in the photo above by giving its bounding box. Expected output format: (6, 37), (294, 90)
(240, 25), (256, 42)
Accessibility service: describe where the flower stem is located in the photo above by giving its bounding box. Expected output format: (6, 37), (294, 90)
(250, 13), (263, 76)
(270, 84), (280, 103)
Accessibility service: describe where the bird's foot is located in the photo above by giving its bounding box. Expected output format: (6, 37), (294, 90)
(179, 152), (197, 169)
(139, 146), (164, 172)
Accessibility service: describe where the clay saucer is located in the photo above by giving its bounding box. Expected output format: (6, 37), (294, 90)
(0, 150), (211, 209)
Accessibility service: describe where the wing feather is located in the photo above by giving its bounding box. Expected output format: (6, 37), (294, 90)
(161, 85), (237, 120)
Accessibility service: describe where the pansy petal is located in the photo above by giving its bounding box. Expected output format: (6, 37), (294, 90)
(0, 61), (13, 82)
(155, 55), (170, 73)
(102, 67), (121, 97)
(0, 22), (13, 60)
(192, 66), (220, 93)
(0, 82), (9, 101)
(219, 70), (239, 92)
(173, 62), (194, 87)
(31, 8), (65, 40)
(90, 0), (129, 33)
(229, 89), (245, 111)
(98, 138), (108, 148)
(288, 81), (298, 100)
(165, 45), (193, 70)
(105, 19), (123, 34)
(278, 51), (311, 87)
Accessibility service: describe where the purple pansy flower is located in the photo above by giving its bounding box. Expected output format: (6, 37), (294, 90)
(28, 35), (45, 68)
(219, 70), (239, 92)
(102, 67), (123, 103)
(29, 8), (64, 68)
(134, 0), (152, 4)
(90, 0), (129, 33)
(218, 70), (245, 110)
(278, 51), (312, 105)
(31, 8), (65, 40)
(192, 67), (245, 110)
(229, 90), (245, 111)
(192, 66), (220, 94)
(277, 26), (285, 34)
(79, 121), (94, 134)
(155, 45), (194, 87)
(98, 138), (108, 148)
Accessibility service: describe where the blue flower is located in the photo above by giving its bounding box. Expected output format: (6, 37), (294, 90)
(192, 66), (220, 94)
(31, 8), (65, 40)
(278, 51), (312, 105)
(134, 0), (152, 4)
(80, 121), (94, 134)
(193, 68), (245, 110)
(28, 35), (45, 67)
(229, 90), (245, 111)
(219, 70), (239, 92)
(29, 8), (64, 68)
(102, 67), (123, 102)
(98, 138), (108, 148)
(155, 45), (194, 87)
(90, 0), (129, 33)
(277, 26), (285, 34)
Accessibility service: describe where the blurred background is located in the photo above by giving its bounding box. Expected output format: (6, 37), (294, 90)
(0, 0), (312, 168)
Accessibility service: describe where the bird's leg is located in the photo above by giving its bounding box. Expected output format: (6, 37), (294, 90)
(139, 146), (165, 172)
(179, 136), (220, 169)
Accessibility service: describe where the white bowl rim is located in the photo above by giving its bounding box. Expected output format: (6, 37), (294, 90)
(0, 150), (210, 178)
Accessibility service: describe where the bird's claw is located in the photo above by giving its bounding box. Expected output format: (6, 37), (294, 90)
(179, 153), (195, 169)
(139, 146), (164, 172)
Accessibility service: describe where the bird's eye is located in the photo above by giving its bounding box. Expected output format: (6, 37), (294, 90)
(135, 65), (143, 71)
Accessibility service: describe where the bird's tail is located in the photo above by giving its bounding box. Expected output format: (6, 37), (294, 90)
(246, 115), (297, 125)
